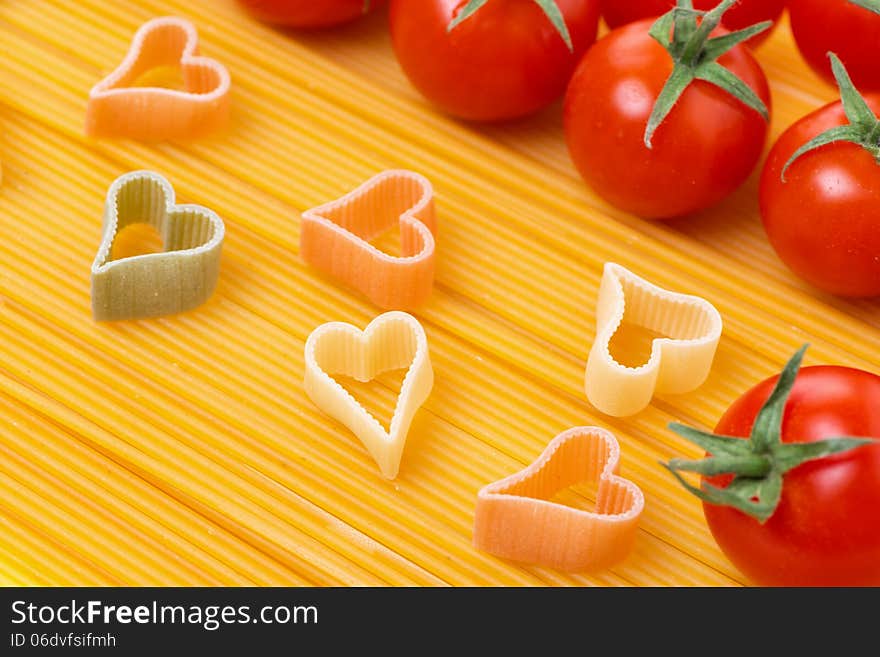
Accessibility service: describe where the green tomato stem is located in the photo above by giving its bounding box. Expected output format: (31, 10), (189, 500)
(644, 0), (771, 148)
(664, 345), (878, 523)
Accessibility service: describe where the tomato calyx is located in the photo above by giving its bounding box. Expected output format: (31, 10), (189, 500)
(849, 0), (880, 16)
(644, 0), (771, 147)
(447, 0), (574, 51)
(782, 53), (880, 180)
(663, 345), (876, 523)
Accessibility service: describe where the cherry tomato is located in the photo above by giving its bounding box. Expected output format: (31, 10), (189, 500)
(789, 0), (880, 91)
(237, 0), (385, 28)
(760, 97), (880, 297)
(601, 0), (786, 47)
(563, 19), (770, 219)
(388, 0), (601, 121)
(704, 366), (880, 587)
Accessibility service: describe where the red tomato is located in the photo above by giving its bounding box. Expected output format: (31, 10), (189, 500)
(388, 0), (601, 121)
(237, 0), (385, 28)
(760, 97), (880, 297)
(563, 19), (770, 219)
(601, 0), (786, 46)
(704, 366), (880, 587)
(789, 0), (880, 91)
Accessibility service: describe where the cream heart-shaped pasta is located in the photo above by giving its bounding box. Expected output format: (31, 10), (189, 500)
(85, 16), (231, 140)
(585, 263), (723, 417)
(91, 171), (225, 321)
(304, 311), (433, 480)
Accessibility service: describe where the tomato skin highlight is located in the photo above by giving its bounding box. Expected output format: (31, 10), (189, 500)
(600, 0), (785, 47)
(703, 366), (880, 587)
(388, 0), (600, 121)
(562, 19), (770, 220)
(760, 98), (880, 297)
(789, 0), (880, 91)
(237, 0), (384, 28)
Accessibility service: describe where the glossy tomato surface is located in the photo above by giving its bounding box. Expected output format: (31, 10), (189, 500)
(389, 0), (600, 121)
(704, 366), (880, 586)
(563, 19), (770, 219)
(760, 97), (880, 297)
(237, 0), (385, 28)
(789, 0), (880, 91)
(600, 0), (786, 46)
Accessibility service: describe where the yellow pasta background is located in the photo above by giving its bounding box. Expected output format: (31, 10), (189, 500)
(0, 0), (876, 586)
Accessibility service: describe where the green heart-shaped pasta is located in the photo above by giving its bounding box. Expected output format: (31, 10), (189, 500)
(91, 170), (225, 321)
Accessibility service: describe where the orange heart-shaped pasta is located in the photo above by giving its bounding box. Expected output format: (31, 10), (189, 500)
(474, 427), (644, 572)
(85, 17), (230, 141)
(300, 170), (436, 310)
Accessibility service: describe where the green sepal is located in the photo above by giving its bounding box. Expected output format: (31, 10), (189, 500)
(648, 10), (677, 49)
(668, 453), (771, 478)
(781, 126), (867, 181)
(644, 0), (771, 148)
(664, 344), (878, 523)
(680, 0), (733, 62)
(701, 22), (774, 61)
(664, 465), (783, 523)
(363, 0), (371, 12)
(447, 0), (490, 31)
(849, 0), (880, 16)
(695, 61), (769, 121)
(447, 0), (573, 51)
(783, 53), (880, 180)
(649, 6), (702, 56)
(668, 423), (752, 458)
(749, 344), (806, 451)
(830, 53), (877, 129)
(645, 66), (695, 147)
(772, 437), (875, 474)
(534, 0), (573, 52)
